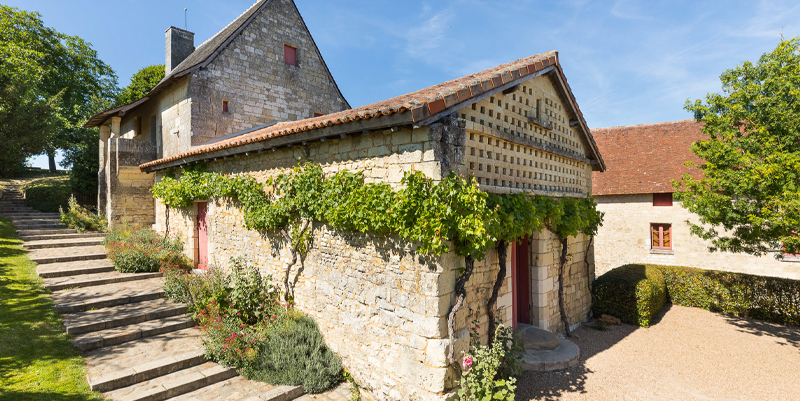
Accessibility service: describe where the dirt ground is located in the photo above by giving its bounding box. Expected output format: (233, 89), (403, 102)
(517, 305), (800, 401)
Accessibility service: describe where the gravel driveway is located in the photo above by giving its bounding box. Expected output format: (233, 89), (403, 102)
(517, 305), (800, 401)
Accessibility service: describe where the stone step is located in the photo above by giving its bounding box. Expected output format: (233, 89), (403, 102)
(16, 228), (77, 236)
(520, 336), (580, 371)
(25, 237), (105, 249)
(52, 277), (165, 313)
(62, 297), (187, 335)
(37, 259), (115, 278)
(44, 271), (162, 291)
(104, 362), (237, 401)
(519, 323), (560, 351)
(15, 223), (64, 230)
(13, 217), (62, 223)
(169, 377), (301, 401)
(74, 315), (196, 352)
(2, 211), (49, 216)
(23, 232), (105, 242)
(87, 349), (207, 392)
(29, 244), (107, 264)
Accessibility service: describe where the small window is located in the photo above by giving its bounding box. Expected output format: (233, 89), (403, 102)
(222, 100), (229, 113)
(653, 193), (673, 206)
(284, 44), (297, 66)
(651, 224), (672, 250)
(313, 112), (323, 117)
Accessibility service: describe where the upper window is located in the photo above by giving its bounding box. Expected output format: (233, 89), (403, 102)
(222, 100), (229, 113)
(284, 44), (297, 66)
(651, 223), (672, 250)
(653, 193), (673, 207)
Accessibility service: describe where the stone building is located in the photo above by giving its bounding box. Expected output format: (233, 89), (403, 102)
(139, 51), (605, 399)
(591, 120), (800, 279)
(86, 1), (607, 399)
(84, 0), (349, 228)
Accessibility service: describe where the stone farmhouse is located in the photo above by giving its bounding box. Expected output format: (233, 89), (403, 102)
(591, 120), (800, 279)
(85, 0), (606, 399)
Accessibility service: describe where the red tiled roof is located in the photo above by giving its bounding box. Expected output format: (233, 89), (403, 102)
(141, 51), (602, 171)
(591, 120), (705, 196)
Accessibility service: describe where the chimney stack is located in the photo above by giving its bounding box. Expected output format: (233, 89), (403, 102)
(165, 26), (195, 75)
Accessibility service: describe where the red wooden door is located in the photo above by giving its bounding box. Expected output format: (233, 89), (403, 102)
(512, 237), (531, 327)
(196, 202), (208, 269)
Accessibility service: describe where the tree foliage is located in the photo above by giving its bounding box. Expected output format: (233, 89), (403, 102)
(115, 64), (164, 106)
(675, 38), (800, 256)
(0, 5), (117, 173)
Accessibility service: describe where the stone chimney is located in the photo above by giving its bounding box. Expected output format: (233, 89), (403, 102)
(165, 26), (195, 75)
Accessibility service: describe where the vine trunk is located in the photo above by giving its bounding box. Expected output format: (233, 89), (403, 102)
(487, 240), (508, 344)
(556, 234), (571, 337)
(281, 219), (311, 302)
(584, 236), (594, 316)
(447, 255), (474, 365)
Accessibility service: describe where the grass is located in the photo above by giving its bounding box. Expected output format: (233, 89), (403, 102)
(0, 216), (102, 401)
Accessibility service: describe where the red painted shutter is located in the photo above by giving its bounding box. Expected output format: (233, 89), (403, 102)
(284, 45), (296, 66)
(653, 193), (673, 206)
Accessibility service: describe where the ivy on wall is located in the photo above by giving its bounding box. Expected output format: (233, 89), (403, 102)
(151, 162), (603, 363)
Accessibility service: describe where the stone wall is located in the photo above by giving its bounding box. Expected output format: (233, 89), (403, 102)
(594, 194), (800, 279)
(188, 0), (349, 146)
(105, 138), (157, 229)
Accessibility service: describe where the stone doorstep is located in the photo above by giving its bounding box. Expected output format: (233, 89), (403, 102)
(23, 232), (105, 242)
(87, 349), (207, 392)
(30, 252), (107, 265)
(55, 289), (165, 314)
(26, 238), (105, 250)
(44, 271), (162, 291)
(38, 262), (115, 278)
(17, 228), (77, 236)
(242, 385), (305, 401)
(104, 362), (237, 401)
(74, 315), (196, 352)
(63, 298), (188, 335)
(520, 337), (580, 372)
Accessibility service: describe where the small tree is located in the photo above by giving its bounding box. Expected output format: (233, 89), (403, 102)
(676, 38), (800, 257)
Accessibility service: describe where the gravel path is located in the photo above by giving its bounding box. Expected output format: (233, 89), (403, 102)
(517, 305), (800, 401)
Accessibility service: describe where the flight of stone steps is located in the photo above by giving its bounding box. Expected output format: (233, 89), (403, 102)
(0, 185), (308, 401)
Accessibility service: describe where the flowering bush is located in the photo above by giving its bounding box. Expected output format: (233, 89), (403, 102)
(59, 195), (106, 233)
(104, 227), (190, 273)
(458, 314), (523, 401)
(162, 264), (230, 314)
(227, 257), (280, 325)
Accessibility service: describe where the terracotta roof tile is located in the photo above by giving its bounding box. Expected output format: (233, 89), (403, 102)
(591, 120), (705, 195)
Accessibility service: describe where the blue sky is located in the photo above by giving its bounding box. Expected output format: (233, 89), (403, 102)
(15, 0), (800, 169)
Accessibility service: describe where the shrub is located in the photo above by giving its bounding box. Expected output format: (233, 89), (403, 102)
(242, 313), (343, 394)
(658, 266), (800, 326)
(227, 258), (280, 325)
(457, 318), (520, 401)
(104, 227), (190, 273)
(22, 176), (71, 212)
(162, 265), (230, 314)
(592, 264), (667, 327)
(60, 195), (106, 233)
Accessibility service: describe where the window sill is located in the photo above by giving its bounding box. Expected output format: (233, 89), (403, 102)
(650, 249), (674, 255)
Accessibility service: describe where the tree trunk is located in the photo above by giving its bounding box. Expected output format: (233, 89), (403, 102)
(487, 240), (508, 343)
(447, 255), (474, 365)
(47, 149), (57, 173)
(557, 235), (571, 337)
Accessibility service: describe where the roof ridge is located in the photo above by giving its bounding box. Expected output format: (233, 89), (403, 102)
(192, 0), (263, 51)
(592, 119), (698, 132)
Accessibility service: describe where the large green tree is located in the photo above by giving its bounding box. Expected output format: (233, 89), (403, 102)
(0, 5), (117, 173)
(115, 64), (164, 106)
(675, 38), (800, 257)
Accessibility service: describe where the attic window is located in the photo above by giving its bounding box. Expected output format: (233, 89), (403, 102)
(222, 100), (229, 113)
(313, 112), (323, 117)
(284, 44), (297, 66)
(653, 193), (673, 207)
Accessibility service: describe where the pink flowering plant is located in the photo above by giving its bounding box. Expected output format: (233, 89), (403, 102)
(104, 227), (190, 273)
(458, 311), (523, 401)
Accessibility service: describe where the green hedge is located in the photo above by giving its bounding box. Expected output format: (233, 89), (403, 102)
(592, 264), (667, 327)
(22, 177), (71, 213)
(659, 266), (800, 326)
(593, 264), (800, 327)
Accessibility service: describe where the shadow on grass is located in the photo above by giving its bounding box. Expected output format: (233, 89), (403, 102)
(722, 313), (800, 350)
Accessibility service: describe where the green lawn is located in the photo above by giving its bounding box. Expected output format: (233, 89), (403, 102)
(0, 217), (101, 401)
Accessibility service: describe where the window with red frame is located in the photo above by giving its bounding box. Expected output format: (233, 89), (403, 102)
(284, 44), (297, 66)
(653, 193), (673, 206)
(651, 223), (672, 250)
(222, 100), (229, 113)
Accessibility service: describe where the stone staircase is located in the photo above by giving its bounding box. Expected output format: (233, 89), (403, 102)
(1, 186), (308, 401)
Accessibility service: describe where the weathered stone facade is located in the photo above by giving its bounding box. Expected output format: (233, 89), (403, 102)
(594, 194), (800, 279)
(149, 69), (599, 399)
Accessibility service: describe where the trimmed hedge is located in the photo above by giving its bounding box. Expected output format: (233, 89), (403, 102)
(659, 266), (800, 326)
(592, 264), (667, 327)
(594, 264), (800, 327)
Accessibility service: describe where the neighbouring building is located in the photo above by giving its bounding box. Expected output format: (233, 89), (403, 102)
(86, 1), (606, 399)
(591, 119), (800, 279)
